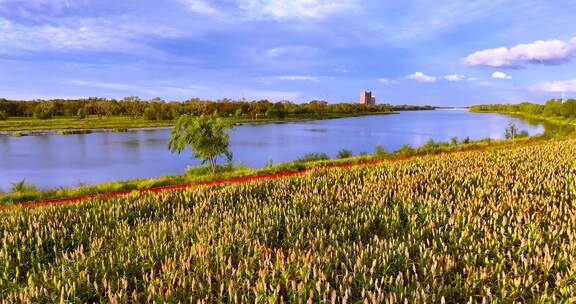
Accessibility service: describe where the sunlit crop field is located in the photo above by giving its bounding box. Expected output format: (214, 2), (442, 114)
(1, 140), (575, 303)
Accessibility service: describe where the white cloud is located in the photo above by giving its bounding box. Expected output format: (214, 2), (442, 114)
(531, 79), (576, 92)
(334, 68), (348, 73)
(444, 74), (466, 82)
(492, 71), (512, 80)
(0, 17), (182, 53)
(379, 78), (399, 84)
(266, 46), (319, 57)
(238, 0), (357, 19)
(464, 37), (576, 68)
(275, 75), (320, 81)
(177, 0), (218, 15)
(406, 72), (436, 83)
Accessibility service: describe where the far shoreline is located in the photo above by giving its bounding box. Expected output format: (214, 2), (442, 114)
(0, 111), (400, 137)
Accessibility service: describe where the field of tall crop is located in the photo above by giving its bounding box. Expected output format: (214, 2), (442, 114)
(1, 139), (575, 303)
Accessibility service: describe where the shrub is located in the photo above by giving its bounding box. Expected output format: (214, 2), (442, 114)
(337, 149), (353, 159)
(265, 108), (286, 119)
(144, 107), (157, 121)
(33, 104), (54, 119)
(374, 145), (387, 156)
(185, 163), (246, 176)
(77, 108), (86, 119)
(396, 144), (414, 156)
(10, 180), (37, 193)
(11, 132), (26, 137)
(57, 130), (92, 135)
(297, 152), (330, 162)
(423, 138), (437, 148)
(0, 110), (7, 121)
(186, 165), (217, 176)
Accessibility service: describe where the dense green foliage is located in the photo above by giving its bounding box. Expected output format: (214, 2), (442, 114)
(9, 180), (37, 193)
(0, 98), (396, 121)
(337, 149), (353, 159)
(470, 99), (576, 120)
(0, 139), (575, 302)
(296, 152), (330, 162)
(169, 115), (234, 172)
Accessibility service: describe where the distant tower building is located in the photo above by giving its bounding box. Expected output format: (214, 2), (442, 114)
(360, 90), (376, 105)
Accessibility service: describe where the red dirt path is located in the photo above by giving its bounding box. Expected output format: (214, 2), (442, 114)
(2, 147), (491, 211)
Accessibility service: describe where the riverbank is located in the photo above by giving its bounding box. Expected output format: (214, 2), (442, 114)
(469, 110), (576, 126)
(0, 134), (549, 206)
(0, 112), (396, 136)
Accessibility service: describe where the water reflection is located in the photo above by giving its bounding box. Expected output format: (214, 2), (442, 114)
(0, 110), (558, 189)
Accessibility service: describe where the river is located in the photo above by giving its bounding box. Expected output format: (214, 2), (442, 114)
(0, 110), (546, 189)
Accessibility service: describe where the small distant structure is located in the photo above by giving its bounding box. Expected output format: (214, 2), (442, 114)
(359, 90), (376, 105)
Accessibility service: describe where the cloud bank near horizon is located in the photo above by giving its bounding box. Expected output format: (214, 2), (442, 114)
(464, 37), (576, 68)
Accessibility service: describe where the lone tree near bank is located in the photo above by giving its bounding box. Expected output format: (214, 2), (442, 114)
(505, 122), (518, 144)
(168, 115), (234, 173)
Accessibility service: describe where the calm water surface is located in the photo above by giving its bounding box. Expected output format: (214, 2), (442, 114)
(0, 110), (545, 189)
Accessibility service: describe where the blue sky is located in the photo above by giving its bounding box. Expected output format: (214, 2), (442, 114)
(0, 0), (575, 106)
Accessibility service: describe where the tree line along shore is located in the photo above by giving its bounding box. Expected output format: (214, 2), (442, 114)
(0, 97), (435, 133)
(470, 99), (576, 124)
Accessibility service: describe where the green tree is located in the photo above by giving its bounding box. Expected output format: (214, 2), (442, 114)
(424, 138), (437, 148)
(297, 152), (329, 162)
(77, 107), (86, 119)
(561, 99), (576, 118)
(396, 144), (414, 156)
(374, 145), (387, 156)
(450, 136), (458, 145)
(144, 107), (157, 121)
(168, 115), (234, 173)
(0, 110), (7, 121)
(10, 179), (37, 193)
(518, 130), (529, 138)
(505, 122), (518, 143)
(33, 103), (54, 119)
(543, 99), (562, 117)
(265, 108), (284, 119)
(337, 149), (353, 159)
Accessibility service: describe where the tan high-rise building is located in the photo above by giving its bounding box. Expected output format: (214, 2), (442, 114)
(360, 90), (375, 105)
